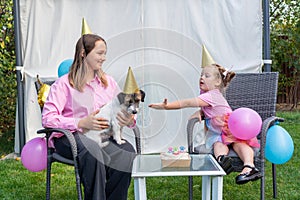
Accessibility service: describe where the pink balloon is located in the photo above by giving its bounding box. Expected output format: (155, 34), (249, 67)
(228, 108), (262, 140)
(21, 137), (47, 172)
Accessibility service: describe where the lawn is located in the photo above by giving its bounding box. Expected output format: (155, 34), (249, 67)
(0, 111), (299, 199)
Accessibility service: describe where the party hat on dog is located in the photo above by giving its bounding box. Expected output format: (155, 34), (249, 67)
(123, 67), (139, 94)
(82, 18), (92, 35)
(201, 45), (215, 67)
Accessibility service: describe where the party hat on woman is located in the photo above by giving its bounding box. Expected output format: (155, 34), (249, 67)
(81, 18), (92, 35)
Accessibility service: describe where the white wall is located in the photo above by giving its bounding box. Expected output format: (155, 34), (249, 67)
(16, 0), (263, 153)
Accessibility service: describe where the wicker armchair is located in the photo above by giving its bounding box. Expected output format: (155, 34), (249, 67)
(187, 72), (282, 200)
(35, 80), (141, 200)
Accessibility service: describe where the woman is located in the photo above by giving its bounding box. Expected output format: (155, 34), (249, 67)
(42, 34), (136, 199)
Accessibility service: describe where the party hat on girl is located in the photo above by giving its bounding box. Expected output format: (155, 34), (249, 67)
(201, 45), (215, 67)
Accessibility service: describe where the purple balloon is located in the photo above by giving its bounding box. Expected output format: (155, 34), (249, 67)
(21, 137), (47, 172)
(228, 107), (262, 140)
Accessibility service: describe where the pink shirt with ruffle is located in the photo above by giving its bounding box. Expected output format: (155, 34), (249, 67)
(198, 89), (260, 148)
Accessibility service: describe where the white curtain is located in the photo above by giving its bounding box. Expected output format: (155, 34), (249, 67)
(16, 0), (262, 154)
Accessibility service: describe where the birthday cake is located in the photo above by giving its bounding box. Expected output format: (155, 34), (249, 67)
(160, 146), (191, 168)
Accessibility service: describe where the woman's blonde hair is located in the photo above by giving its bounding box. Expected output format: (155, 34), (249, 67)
(68, 34), (108, 92)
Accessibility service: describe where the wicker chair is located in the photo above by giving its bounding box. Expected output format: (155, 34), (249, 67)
(35, 80), (141, 200)
(187, 72), (283, 200)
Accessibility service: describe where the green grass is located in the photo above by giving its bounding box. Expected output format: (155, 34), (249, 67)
(0, 111), (299, 199)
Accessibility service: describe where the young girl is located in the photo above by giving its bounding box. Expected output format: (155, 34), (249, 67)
(149, 64), (262, 184)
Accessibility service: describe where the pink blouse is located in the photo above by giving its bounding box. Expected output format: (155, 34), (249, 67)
(42, 74), (120, 147)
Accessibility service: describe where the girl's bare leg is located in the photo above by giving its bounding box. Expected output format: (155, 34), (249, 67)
(214, 141), (229, 159)
(232, 142), (254, 174)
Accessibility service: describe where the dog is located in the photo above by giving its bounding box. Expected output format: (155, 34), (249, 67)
(85, 90), (145, 148)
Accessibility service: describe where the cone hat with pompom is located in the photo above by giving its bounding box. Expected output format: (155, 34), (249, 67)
(201, 45), (215, 67)
(81, 18), (92, 35)
(123, 67), (139, 94)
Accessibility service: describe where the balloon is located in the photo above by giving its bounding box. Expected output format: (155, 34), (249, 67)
(265, 125), (294, 164)
(58, 59), (73, 77)
(21, 137), (47, 172)
(228, 107), (262, 140)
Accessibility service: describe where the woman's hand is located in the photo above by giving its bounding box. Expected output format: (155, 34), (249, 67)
(78, 109), (109, 131)
(148, 98), (168, 109)
(117, 109), (135, 127)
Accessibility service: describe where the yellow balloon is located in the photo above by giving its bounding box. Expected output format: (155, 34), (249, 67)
(38, 84), (50, 107)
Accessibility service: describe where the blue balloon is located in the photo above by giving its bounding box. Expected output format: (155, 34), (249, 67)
(58, 59), (73, 77)
(265, 125), (294, 164)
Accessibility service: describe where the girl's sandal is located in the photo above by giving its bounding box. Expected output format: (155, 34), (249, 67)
(216, 155), (234, 175)
(235, 165), (263, 185)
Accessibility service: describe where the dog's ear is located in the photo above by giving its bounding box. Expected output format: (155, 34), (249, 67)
(139, 90), (145, 102)
(117, 92), (126, 104)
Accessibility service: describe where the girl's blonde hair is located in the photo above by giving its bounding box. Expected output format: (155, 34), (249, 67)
(211, 63), (235, 89)
(68, 34), (108, 92)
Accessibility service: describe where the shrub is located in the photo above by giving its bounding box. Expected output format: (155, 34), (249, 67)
(0, 0), (16, 134)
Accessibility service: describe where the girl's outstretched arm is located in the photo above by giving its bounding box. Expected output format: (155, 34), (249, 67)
(149, 97), (209, 110)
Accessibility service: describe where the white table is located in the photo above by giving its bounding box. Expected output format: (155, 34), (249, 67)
(132, 154), (226, 200)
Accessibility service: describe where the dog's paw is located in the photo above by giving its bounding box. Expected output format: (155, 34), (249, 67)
(116, 139), (126, 145)
(100, 141), (110, 148)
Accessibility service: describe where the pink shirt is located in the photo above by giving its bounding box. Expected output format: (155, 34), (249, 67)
(198, 89), (260, 148)
(198, 89), (232, 131)
(42, 74), (120, 146)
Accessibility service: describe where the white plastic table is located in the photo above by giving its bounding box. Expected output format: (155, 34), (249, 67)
(132, 154), (226, 200)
